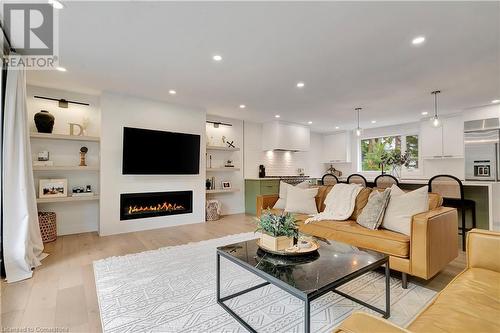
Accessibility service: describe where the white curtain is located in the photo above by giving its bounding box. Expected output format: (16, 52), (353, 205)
(2, 64), (47, 282)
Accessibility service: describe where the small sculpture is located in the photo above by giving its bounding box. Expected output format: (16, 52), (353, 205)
(34, 110), (55, 133)
(79, 146), (88, 166)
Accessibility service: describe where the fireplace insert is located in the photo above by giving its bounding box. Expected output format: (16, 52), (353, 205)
(120, 190), (193, 221)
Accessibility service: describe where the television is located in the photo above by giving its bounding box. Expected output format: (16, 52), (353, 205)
(122, 127), (200, 175)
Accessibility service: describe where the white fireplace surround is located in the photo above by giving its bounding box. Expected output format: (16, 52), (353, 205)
(99, 92), (206, 236)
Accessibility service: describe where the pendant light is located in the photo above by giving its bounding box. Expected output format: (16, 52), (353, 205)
(431, 90), (441, 127)
(355, 107), (363, 136)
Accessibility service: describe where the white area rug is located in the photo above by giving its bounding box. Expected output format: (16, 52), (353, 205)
(94, 233), (436, 333)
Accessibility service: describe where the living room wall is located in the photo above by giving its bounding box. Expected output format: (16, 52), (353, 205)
(99, 92), (206, 236)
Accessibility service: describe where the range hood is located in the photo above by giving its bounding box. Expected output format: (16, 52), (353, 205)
(262, 121), (310, 152)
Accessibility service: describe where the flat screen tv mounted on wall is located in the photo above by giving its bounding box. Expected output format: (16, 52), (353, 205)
(122, 127), (200, 175)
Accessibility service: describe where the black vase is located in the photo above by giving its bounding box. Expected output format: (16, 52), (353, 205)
(34, 110), (55, 133)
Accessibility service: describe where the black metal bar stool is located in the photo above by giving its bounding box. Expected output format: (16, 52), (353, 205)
(428, 175), (476, 251)
(374, 174), (399, 189)
(321, 174), (339, 185)
(347, 174), (368, 187)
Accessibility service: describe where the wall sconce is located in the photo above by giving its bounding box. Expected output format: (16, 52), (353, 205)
(34, 95), (90, 108)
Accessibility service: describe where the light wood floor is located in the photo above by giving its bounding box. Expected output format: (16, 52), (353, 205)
(1, 214), (466, 332)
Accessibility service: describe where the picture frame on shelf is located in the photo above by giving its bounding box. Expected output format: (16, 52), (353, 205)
(39, 179), (67, 198)
(221, 181), (232, 190)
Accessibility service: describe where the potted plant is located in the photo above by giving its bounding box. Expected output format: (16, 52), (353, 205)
(256, 209), (298, 251)
(380, 150), (411, 179)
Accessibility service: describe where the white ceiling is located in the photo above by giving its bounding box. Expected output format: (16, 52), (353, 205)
(27, 1), (500, 132)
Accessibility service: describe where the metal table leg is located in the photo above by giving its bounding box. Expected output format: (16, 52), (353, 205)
(384, 263), (390, 319)
(304, 298), (311, 333)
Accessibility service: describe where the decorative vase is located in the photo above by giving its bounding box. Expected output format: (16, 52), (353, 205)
(34, 110), (55, 133)
(260, 233), (294, 251)
(391, 165), (402, 180)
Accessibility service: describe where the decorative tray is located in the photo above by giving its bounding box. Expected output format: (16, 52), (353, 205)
(256, 239), (320, 256)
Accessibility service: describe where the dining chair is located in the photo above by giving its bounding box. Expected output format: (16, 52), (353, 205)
(321, 174), (339, 186)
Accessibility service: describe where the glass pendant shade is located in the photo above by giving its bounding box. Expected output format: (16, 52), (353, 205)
(431, 115), (441, 127)
(431, 90), (441, 128)
(356, 127), (362, 136)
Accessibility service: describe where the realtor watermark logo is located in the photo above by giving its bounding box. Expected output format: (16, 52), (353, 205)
(2, 1), (59, 69)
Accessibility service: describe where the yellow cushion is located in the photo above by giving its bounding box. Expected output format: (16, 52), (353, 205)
(408, 268), (500, 333)
(298, 220), (410, 257)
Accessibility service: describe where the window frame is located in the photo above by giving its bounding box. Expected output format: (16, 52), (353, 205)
(357, 132), (422, 176)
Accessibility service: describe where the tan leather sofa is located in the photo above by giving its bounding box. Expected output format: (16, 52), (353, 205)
(256, 185), (458, 288)
(334, 229), (500, 333)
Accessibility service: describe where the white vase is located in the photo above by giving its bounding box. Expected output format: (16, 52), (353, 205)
(391, 165), (402, 179)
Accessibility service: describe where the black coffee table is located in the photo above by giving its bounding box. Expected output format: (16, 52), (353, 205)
(216, 238), (390, 333)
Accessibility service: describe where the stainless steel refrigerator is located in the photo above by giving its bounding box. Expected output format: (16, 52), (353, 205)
(464, 118), (500, 181)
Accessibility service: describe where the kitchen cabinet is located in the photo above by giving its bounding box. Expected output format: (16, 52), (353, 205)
(323, 131), (351, 163)
(244, 179), (280, 215)
(421, 115), (464, 159)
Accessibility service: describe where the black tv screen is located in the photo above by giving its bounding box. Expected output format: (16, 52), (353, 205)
(122, 127), (200, 175)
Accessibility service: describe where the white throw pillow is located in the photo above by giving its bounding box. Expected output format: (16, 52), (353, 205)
(284, 186), (318, 215)
(273, 181), (309, 209)
(382, 185), (429, 235)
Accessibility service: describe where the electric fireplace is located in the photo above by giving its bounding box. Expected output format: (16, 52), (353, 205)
(120, 190), (193, 221)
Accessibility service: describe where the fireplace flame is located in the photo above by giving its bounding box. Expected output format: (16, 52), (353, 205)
(127, 202), (185, 215)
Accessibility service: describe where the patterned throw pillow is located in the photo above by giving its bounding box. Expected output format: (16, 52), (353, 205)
(356, 188), (391, 230)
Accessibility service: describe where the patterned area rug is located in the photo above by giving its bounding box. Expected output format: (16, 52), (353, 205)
(94, 233), (436, 333)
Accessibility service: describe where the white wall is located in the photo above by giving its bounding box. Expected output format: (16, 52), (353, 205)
(27, 85), (100, 235)
(99, 91), (206, 236)
(206, 116), (244, 214)
(244, 121), (324, 178)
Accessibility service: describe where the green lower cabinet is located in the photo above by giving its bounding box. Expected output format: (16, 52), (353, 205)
(245, 179), (280, 215)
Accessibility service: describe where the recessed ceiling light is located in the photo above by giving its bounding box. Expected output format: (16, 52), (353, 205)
(168, 90), (176, 95)
(56, 66), (66, 72)
(296, 82), (305, 88)
(239, 104), (246, 109)
(48, 0), (64, 9)
(308, 121), (312, 125)
(335, 126), (340, 129)
(492, 99), (500, 104)
(371, 120), (377, 124)
(275, 114), (280, 118)
(412, 36), (426, 45)
(421, 111), (429, 115)
(212, 55), (222, 62)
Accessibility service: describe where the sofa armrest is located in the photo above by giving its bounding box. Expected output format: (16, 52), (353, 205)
(410, 206), (458, 279)
(467, 229), (500, 272)
(334, 312), (410, 333)
(256, 194), (279, 217)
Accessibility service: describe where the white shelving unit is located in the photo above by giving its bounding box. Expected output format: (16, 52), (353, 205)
(207, 145), (240, 151)
(33, 165), (100, 171)
(36, 195), (100, 204)
(206, 189), (240, 194)
(30, 132), (100, 142)
(206, 167), (240, 172)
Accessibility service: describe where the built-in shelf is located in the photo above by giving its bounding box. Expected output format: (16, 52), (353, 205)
(207, 167), (240, 172)
(36, 194), (100, 204)
(206, 189), (240, 194)
(30, 132), (100, 142)
(33, 165), (99, 171)
(206, 146), (240, 151)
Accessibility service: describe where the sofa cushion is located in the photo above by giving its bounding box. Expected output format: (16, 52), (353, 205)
(285, 186), (318, 214)
(350, 187), (372, 220)
(428, 192), (443, 210)
(408, 268), (500, 333)
(356, 188), (391, 230)
(298, 219), (410, 257)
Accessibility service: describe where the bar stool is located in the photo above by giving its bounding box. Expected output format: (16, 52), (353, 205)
(321, 174), (339, 185)
(374, 174), (399, 189)
(347, 174), (368, 187)
(428, 175), (476, 251)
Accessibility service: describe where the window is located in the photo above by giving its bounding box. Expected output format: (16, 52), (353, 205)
(360, 135), (419, 172)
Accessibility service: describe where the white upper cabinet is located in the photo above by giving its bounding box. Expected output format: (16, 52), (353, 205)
(262, 121), (310, 151)
(420, 114), (464, 159)
(442, 115), (464, 157)
(323, 131), (351, 163)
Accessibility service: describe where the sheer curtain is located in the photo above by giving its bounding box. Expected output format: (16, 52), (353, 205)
(2, 63), (46, 282)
